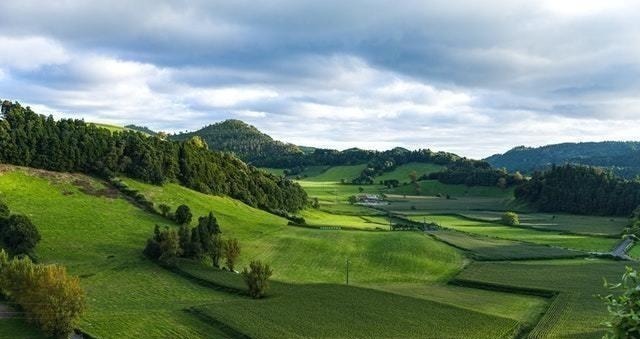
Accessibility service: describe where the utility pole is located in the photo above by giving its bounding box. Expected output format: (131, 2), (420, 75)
(346, 258), (350, 285)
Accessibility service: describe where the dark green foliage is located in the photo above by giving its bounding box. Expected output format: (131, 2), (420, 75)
(158, 203), (171, 217)
(143, 225), (181, 262)
(0, 214), (41, 255)
(174, 205), (193, 225)
(0, 102), (307, 212)
(171, 119), (303, 166)
(515, 165), (640, 216)
(0, 201), (9, 218)
(486, 141), (640, 179)
(601, 267), (640, 338)
(242, 260), (273, 299)
(426, 160), (524, 187)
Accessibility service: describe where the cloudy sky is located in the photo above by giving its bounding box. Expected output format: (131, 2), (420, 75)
(1, 0), (639, 159)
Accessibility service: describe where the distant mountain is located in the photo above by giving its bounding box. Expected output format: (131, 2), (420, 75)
(170, 119), (303, 165)
(485, 141), (640, 178)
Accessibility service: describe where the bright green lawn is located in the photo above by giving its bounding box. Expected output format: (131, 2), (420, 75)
(410, 215), (618, 252)
(302, 164), (367, 182)
(374, 162), (444, 183)
(0, 169), (233, 338)
(124, 178), (465, 284)
(457, 259), (632, 338)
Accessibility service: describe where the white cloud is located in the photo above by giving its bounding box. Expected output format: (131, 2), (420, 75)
(0, 36), (69, 71)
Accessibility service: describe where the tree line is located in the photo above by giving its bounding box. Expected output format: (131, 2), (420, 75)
(0, 102), (307, 213)
(515, 164), (640, 216)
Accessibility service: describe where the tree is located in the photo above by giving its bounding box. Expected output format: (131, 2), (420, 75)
(311, 197), (320, 209)
(159, 204), (171, 217)
(224, 238), (241, 271)
(347, 195), (357, 205)
(1, 214), (41, 255)
(0, 201), (9, 218)
(159, 228), (182, 262)
(242, 260), (273, 299)
(501, 212), (519, 226)
(174, 205), (192, 225)
(0, 250), (86, 339)
(178, 224), (192, 256)
(496, 177), (507, 190)
(209, 234), (224, 268)
(409, 170), (418, 183)
(602, 267), (640, 338)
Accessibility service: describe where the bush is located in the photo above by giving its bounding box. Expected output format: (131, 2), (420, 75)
(501, 212), (520, 226)
(242, 260), (273, 299)
(0, 214), (41, 255)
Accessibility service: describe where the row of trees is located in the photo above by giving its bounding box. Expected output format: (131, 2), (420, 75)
(0, 250), (86, 338)
(0, 201), (40, 256)
(143, 205), (272, 298)
(0, 102), (307, 213)
(515, 165), (640, 216)
(425, 161), (525, 188)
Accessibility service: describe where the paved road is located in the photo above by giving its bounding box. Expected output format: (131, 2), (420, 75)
(611, 237), (634, 259)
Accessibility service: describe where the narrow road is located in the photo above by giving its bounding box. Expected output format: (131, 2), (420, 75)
(611, 237), (634, 259)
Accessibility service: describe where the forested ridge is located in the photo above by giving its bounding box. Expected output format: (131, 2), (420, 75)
(486, 142), (640, 179)
(515, 164), (640, 216)
(0, 101), (307, 212)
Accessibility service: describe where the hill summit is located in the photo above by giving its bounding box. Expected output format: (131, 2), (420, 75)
(171, 119), (303, 165)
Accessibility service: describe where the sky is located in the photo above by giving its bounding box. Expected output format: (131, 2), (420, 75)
(1, 0), (639, 159)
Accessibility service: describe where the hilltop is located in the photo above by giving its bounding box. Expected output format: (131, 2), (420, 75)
(485, 141), (640, 178)
(170, 119), (304, 165)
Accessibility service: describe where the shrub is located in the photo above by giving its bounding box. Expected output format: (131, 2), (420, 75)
(159, 204), (171, 217)
(501, 212), (520, 226)
(0, 214), (41, 255)
(242, 260), (273, 299)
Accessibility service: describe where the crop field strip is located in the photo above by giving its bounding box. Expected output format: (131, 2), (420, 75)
(407, 214), (619, 252)
(455, 259), (632, 338)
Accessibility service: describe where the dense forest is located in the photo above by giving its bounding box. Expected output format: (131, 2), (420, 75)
(486, 142), (640, 179)
(0, 102), (307, 213)
(171, 119), (304, 166)
(426, 160), (524, 187)
(514, 164), (640, 216)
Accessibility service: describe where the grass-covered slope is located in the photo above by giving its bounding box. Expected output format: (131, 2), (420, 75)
(302, 164), (368, 182)
(124, 178), (464, 284)
(0, 168), (234, 338)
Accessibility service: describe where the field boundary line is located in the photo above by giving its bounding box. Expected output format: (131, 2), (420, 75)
(185, 307), (252, 339)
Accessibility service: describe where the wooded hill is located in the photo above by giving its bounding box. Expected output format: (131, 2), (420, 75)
(0, 101), (307, 213)
(486, 141), (640, 179)
(171, 119), (304, 166)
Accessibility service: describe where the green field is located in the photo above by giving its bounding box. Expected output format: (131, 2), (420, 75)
(0, 168), (233, 338)
(411, 214), (618, 252)
(302, 164), (367, 182)
(176, 261), (537, 339)
(428, 230), (585, 260)
(301, 209), (392, 230)
(456, 259), (632, 338)
(459, 211), (628, 236)
(374, 162), (444, 183)
(388, 179), (514, 198)
(123, 178), (464, 284)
